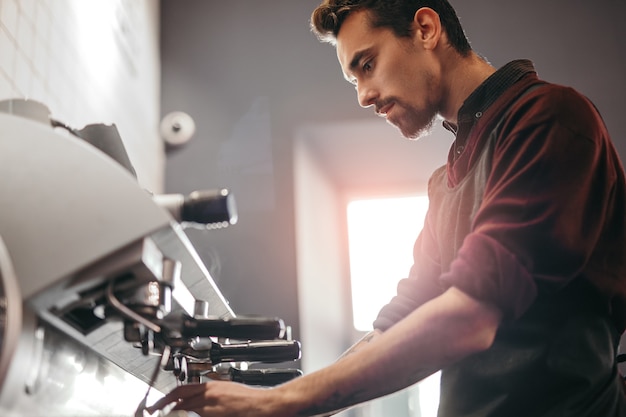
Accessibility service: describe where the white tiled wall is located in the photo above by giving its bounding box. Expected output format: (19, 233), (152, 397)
(0, 0), (163, 192)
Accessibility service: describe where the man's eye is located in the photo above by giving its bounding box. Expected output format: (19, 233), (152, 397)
(363, 61), (372, 72)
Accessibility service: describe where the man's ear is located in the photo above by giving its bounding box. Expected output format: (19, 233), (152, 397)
(412, 7), (442, 51)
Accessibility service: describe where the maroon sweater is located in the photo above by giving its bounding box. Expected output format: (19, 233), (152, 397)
(374, 60), (626, 416)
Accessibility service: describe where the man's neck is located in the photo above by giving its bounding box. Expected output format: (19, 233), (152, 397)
(440, 52), (496, 125)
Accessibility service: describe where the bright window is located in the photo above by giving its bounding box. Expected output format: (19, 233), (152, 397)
(346, 194), (439, 416)
(346, 195), (429, 331)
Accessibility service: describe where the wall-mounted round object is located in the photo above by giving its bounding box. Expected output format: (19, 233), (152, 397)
(160, 111), (196, 147)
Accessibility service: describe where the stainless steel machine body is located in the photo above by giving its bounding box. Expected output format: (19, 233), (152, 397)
(0, 102), (299, 416)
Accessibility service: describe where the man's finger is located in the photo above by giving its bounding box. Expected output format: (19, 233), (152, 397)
(147, 383), (209, 412)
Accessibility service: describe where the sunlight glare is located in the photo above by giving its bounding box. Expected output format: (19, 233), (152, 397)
(347, 194), (439, 417)
(346, 195), (429, 331)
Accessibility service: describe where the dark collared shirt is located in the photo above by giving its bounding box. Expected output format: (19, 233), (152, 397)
(446, 59), (536, 184)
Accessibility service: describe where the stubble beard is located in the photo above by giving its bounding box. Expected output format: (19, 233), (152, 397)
(387, 101), (438, 141)
(388, 70), (440, 141)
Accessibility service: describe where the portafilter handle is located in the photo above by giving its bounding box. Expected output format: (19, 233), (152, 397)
(228, 367), (303, 386)
(153, 189), (238, 229)
(209, 340), (301, 364)
(181, 314), (286, 340)
(177, 339), (301, 364)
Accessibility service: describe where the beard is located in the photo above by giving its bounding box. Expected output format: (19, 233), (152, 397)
(386, 100), (438, 141)
(384, 69), (440, 140)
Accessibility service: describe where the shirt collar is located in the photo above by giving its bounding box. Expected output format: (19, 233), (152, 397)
(443, 59), (537, 134)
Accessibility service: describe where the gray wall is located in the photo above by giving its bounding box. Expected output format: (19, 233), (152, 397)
(160, 0), (626, 349)
(160, 0), (353, 339)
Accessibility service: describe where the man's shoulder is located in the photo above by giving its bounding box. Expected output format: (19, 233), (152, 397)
(507, 80), (604, 137)
(524, 81), (590, 108)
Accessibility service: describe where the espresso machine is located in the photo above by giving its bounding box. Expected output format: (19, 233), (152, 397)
(0, 99), (301, 416)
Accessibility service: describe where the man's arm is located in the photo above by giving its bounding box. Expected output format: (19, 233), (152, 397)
(336, 329), (383, 361)
(300, 329), (383, 417)
(148, 287), (502, 417)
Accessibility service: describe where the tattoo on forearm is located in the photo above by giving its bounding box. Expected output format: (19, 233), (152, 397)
(297, 389), (368, 416)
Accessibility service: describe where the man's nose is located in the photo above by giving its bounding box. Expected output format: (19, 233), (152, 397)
(357, 83), (377, 108)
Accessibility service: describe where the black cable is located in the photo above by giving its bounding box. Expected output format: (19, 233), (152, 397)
(135, 345), (171, 417)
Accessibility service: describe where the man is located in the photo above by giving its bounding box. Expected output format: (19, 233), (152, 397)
(150, 1), (626, 416)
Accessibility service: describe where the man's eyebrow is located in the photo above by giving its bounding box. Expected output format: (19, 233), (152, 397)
(343, 48), (372, 84)
(349, 49), (370, 72)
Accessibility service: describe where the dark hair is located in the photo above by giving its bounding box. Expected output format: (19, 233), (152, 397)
(311, 0), (471, 56)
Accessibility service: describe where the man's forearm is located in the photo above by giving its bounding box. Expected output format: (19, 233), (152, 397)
(287, 336), (438, 417)
(274, 287), (502, 417)
(336, 329), (382, 361)
(302, 330), (384, 417)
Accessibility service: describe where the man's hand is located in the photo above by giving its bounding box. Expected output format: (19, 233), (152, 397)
(146, 380), (286, 417)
